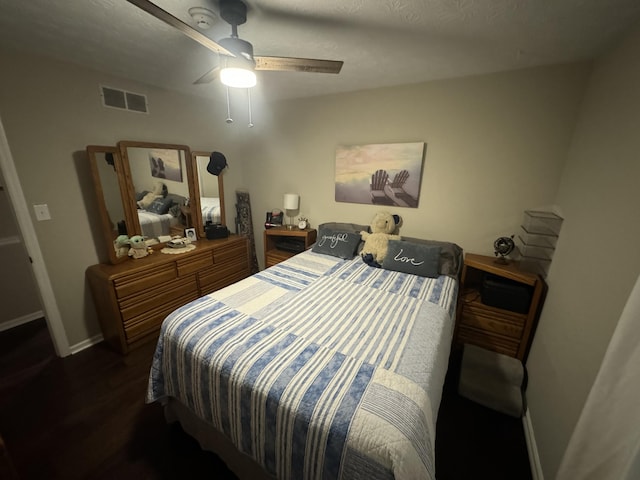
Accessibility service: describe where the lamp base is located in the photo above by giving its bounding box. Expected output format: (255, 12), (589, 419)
(285, 224), (295, 230)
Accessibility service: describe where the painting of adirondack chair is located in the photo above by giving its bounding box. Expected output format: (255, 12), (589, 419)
(334, 142), (425, 207)
(389, 169), (418, 207)
(369, 169), (396, 205)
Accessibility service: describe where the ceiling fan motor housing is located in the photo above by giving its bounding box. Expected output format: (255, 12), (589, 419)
(219, 36), (255, 64)
(220, 0), (247, 26)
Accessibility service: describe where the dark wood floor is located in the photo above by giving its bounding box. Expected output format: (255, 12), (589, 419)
(0, 319), (532, 479)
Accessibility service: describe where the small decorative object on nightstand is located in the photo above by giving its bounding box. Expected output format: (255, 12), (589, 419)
(264, 227), (317, 267)
(493, 235), (515, 264)
(297, 217), (309, 230)
(454, 253), (547, 361)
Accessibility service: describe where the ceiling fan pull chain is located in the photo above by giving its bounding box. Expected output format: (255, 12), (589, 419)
(225, 87), (233, 124)
(247, 89), (254, 128)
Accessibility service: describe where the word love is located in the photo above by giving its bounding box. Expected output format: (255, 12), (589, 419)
(318, 232), (350, 249)
(393, 248), (424, 266)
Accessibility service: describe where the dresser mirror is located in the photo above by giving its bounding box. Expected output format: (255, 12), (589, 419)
(118, 141), (195, 242)
(192, 151), (226, 238)
(87, 145), (131, 264)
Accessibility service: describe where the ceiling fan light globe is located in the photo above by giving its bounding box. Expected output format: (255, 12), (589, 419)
(220, 67), (256, 88)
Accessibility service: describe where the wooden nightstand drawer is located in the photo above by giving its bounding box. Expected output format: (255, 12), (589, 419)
(456, 325), (519, 357)
(461, 304), (524, 339)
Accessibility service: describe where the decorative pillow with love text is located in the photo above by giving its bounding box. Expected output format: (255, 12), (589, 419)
(382, 240), (441, 278)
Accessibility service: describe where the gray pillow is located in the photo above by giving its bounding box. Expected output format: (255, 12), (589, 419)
(146, 197), (173, 215)
(401, 236), (463, 277)
(382, 240), (441, 278)
(312, 228), (361, 259)
(318, 222), (369, 253)
(318, 222), (369, 235)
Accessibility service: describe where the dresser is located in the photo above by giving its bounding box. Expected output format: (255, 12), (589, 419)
(87, 235), (250, 354)
(454, 253), (547, 361)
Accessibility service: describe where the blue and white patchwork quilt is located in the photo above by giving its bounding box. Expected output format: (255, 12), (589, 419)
(147, 249), (458, 480)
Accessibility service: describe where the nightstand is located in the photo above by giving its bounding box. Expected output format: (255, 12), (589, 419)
(454, 253), (547, 361)
(264, 227), (317, 267)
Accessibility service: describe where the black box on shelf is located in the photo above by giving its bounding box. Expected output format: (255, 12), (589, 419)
(481, 273), (532, 314)
(275, 238), (305, 253)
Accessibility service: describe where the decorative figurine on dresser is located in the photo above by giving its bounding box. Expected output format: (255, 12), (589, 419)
(86, 143), (251, 353)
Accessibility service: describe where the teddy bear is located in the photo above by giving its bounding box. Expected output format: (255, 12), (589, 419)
(360, 211), (401, 267)
(137, 181), (167, 210)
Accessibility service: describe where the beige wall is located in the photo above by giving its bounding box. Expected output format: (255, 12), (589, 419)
(2, 39), (624, 479)
(245, 63), (590, 268)
(0, 48), (248, 346)
(526, 22), (640, 478)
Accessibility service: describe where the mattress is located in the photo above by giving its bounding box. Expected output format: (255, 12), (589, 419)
(137, 210), (179, 238)
(201, 196), (221, 225)
(147, 249), (458, 480)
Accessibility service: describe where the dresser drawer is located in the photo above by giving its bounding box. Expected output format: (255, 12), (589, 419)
(199, 260), (249, 295)
(119, 275), (198, 322)
(124, 291), (200, 343)
(460, 304), (524, 339)
(113, 263), (177, 298)
(213, 240), (248, 264)
(176, 251), (214, 276)
(456, 325), (519, 357)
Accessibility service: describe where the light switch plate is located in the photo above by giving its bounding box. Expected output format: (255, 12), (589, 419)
(33, 204), (51, 221)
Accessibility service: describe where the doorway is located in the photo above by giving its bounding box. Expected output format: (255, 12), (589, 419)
(0, 116), (69, 356)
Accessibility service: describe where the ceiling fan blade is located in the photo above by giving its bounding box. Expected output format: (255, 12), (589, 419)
(126, 0), (235, 57)
(194, 66), (221, 85)
(255, 56), (343, 74)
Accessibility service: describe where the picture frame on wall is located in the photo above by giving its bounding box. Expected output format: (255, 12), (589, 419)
(149, 148), (183, 182)
(335, 142), (426, 208)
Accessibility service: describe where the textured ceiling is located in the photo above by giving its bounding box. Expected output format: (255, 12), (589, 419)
(0, 0), (639, 101)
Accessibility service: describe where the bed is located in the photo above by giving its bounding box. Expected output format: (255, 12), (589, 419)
(147, 225), (462, 480)
(201, 196), (222, 225)
(136, 190), (186, 238)
(137, 209), (180, 238)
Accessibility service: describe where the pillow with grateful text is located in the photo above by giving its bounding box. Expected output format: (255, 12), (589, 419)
(312, 228), (360, 259)
(382, 240), (441, 278)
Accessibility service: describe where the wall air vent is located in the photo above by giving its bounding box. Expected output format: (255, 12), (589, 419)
(100, 85), (148, 114)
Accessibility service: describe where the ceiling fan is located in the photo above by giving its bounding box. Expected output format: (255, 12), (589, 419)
(126, 0), (344, 87)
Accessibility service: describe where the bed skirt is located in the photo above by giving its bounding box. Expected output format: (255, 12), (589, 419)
(164, 397), (274, 480)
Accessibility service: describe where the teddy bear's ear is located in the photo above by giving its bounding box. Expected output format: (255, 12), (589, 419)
(393, 214), (401, 226)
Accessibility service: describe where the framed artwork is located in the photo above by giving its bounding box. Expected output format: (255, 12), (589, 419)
(335, 142), (425, 208)
(149, 148), (183, 182)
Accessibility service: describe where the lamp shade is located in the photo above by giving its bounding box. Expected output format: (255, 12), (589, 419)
(283, 193), (299, 210)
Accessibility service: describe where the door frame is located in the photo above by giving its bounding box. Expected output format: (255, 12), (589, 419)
(0, 116), (70, 357)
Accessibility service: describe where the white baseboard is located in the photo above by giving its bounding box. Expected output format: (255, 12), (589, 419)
(523, 408), (544, 480)
(0, 311), (44, 332)
(69, 333), (104, 355)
